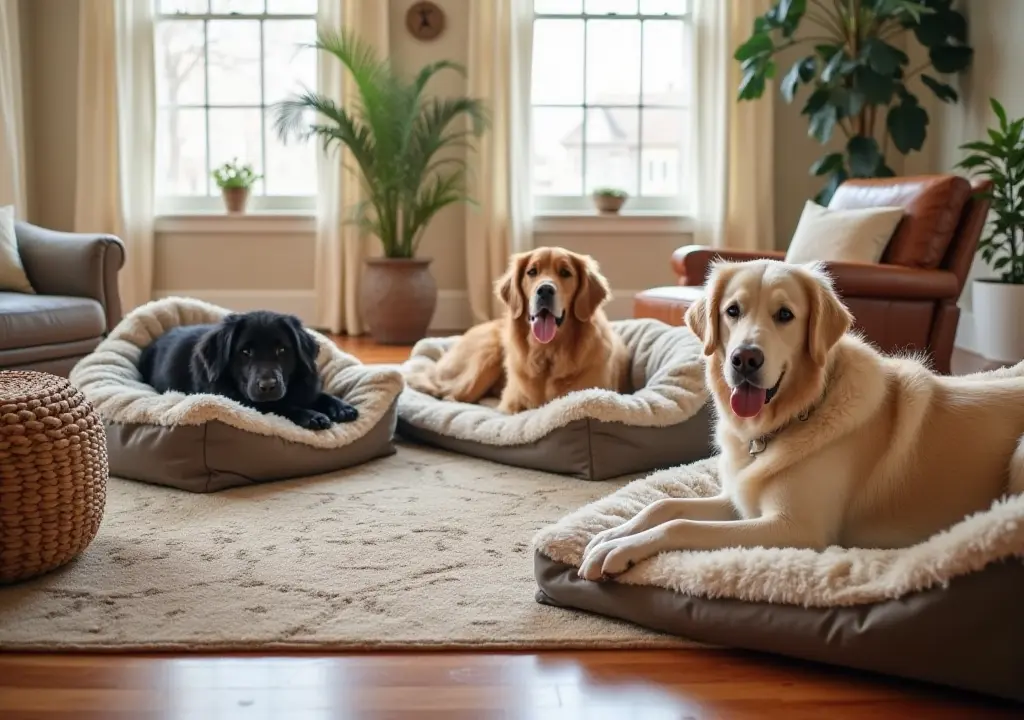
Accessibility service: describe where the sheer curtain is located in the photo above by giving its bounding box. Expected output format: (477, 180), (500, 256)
(75, 0), (156, 311)
(0, 0), (27, 214)
(314, 0), (390, 335)
(690, 0), (775, 251)
(464, 0), (534, 323)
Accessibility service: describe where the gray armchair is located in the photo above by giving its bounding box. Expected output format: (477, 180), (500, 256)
(0, 221), (126, 377)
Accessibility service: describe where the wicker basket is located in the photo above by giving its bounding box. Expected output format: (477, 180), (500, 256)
(0, 371), (107, 584)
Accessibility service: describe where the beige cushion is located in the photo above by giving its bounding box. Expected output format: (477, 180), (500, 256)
(0, 206), (34, 293)
(785, 200), (904, 265)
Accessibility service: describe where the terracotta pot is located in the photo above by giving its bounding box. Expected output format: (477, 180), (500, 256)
(359, 257), (438, 345)
(222, 187), (250, 214)
(593, 193), (627, 214)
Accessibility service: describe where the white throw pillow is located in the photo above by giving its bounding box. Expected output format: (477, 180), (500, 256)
(0, 205), (34, 293)
(785, 200), (904, 265)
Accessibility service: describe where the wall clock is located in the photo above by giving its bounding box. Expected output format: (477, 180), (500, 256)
(406, 1), (446, 41)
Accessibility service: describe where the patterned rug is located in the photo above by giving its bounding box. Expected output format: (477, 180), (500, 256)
(0, 443), (689, 651)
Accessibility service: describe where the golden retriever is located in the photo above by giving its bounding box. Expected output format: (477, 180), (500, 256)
(407, 247), (629, 413)
(579, 258), (1024, 581)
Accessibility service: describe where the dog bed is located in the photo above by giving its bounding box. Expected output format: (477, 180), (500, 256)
(533, 458), (1024, 702)
(68, 297), (404, 493)
(397, 319), (714, 480)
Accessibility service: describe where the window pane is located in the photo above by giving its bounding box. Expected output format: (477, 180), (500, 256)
(159, 0), (208, 13)
(585, 0), (638, 14)
(157, 108), (208, 196)
(532, 20), (584, 105)
(533, 107), (584, 196)
(639, 108), (686, 197)
(584, 107), (638, 195)
(586, 20), (641, 105)
(263, 20), (317, 105)
(264, 110), (316, 196)
(210, 0), (264, 13)
(155, 20), (206, 106)
(208, 108), (265, 194)
(207, 20), (262, 106)
(642, 20), (689, 104)
(267, 0), (317, 12)
(534, 0), (582, 12)
(639, 0), (687, 14)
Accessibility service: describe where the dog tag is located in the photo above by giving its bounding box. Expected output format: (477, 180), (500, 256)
(748, 437), (768, 456)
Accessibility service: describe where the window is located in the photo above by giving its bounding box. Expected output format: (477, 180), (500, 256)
(531, 0), (692, 215)
(154, 0), (319, 214)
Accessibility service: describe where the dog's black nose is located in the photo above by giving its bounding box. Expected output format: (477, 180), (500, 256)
(258, 377), (279, 392)
(730, 345), (764, 375)
(536, 283), (555, 299)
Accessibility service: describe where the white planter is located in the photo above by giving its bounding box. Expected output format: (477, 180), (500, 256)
(971, 278), (1024, 363)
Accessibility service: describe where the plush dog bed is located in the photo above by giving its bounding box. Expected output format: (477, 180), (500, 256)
(533, 458), (1024, 702)
(397, 319), (714, 480)
(69, 297), (404, 493)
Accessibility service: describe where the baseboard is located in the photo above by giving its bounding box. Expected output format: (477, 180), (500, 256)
(151, 289), (474, 333)
(955, 309), (978, 355)
(150, 288), (645, 334)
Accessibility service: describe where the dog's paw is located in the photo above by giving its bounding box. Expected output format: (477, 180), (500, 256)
(583, 525), (632, 560)
(578, 535), (651, 582)
(323, 396), (359, 423)
(295, 409), (332, 430)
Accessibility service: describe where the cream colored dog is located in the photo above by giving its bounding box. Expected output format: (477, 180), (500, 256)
(579, 259), (1024, 582)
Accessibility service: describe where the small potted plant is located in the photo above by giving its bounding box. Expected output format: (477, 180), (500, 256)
(592, 187), (628, 214)
(956, 98), (1024, 363)
(212, 159), (261, 214)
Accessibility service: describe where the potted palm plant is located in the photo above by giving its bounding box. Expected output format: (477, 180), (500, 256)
(273, 28), (488, 344)
(212, 159), (261, 214)
(956, 98), (1024, 363)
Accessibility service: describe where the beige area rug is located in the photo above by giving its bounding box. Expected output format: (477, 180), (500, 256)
(0, 443), (691, 652)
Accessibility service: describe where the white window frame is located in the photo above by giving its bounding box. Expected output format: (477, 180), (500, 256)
(154, 4), (319, 216)
(531, 3), (692, 217)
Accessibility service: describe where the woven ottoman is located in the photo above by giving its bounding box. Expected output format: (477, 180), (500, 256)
(0, 371), (107, 584)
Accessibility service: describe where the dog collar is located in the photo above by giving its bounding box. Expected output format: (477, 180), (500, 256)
(748, 407), (812, 457)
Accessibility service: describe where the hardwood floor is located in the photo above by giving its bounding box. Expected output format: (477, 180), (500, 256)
(0, 339), (1017, 718)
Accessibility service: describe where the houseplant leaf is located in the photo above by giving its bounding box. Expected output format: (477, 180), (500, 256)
(887, 97), (929, 153)
(920, 74), (958, 103)
(929, 44), (974, 73)
(847, 136), (883, 177)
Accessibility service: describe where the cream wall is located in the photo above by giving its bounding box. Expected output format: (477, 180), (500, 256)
(27, 0), (1009, 332)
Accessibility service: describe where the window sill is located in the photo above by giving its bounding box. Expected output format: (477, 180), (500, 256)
(154, 212), (316, 235)
(533, 213), (694, 236)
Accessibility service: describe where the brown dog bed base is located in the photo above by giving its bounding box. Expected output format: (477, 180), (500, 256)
(397, 319), (715, 480)
(69, 297), (404, 492)
(533, 458), (1024, 702)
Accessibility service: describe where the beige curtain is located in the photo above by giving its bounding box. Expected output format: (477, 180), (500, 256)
(315, 0), (390, 335)
(691, 0), (775, 251)
(75, 0), (156, 311)
(0, 0), (27, 214)
(465, 0), (534, 323)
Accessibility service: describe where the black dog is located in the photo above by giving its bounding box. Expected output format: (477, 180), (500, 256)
(139, 311), (358, 430)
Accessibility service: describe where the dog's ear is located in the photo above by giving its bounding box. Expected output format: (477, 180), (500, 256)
(194, 314), (241, 386)
(800, 262), (853, 366)
(281, 314), (320, 378)
(495, 252), (529, 319)
(572, 253), (611, 322)
(686, 260), (735, 356)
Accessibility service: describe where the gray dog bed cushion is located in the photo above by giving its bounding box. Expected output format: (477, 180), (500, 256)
(68, 297), (403, 493)
(533, 458), (1024, 702)
(397, 319), (714, 480)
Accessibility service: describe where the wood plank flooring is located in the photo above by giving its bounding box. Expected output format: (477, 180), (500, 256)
(0, 340), (1017, 718)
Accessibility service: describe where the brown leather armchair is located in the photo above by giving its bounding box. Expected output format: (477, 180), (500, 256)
(0, 221), (125, 377)
(633, 175), (992, 374)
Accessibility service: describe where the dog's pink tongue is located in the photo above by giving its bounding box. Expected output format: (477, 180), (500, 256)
(730, 385), (767, 418)
(531, 314), (557, 344)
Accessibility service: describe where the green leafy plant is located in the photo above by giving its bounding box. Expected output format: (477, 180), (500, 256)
(956, 99), (1024, 285)
(273, 27), (488, 259)
(592, 187), (628, 198)
(736, 0), (973, 204)
(211, 159), (261, 190)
